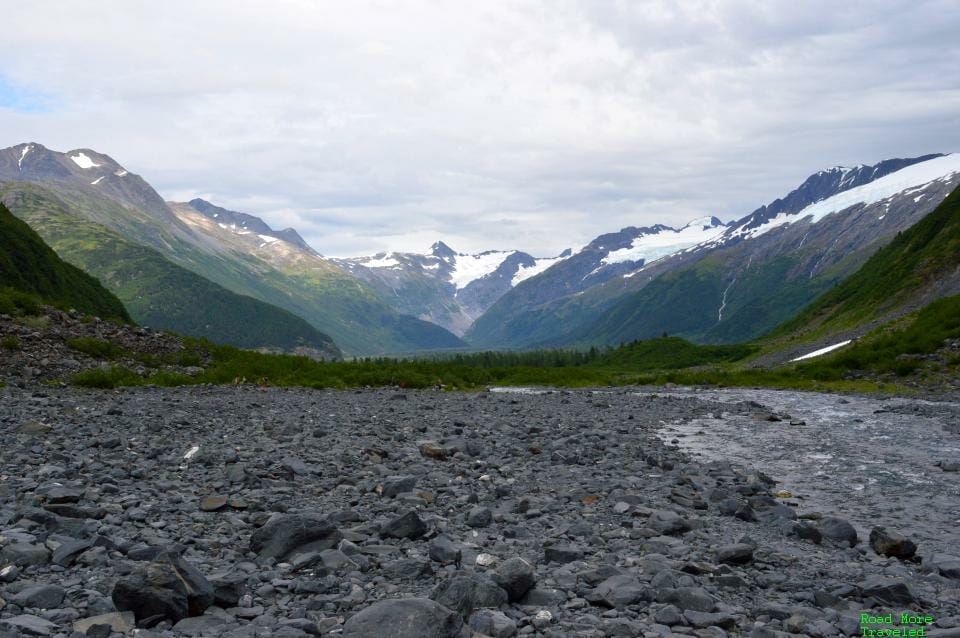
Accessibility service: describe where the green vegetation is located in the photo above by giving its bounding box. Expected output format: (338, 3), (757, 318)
(0, 286), (43, 316)
(776, 185), (960, 339)
(1, 334), (20, 350)
(66, 337), (124, 359)
(1, 185), (340, 355)
(0, 203), (130, 321)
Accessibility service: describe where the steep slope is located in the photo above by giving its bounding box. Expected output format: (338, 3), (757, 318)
(1, 184), (341, 357)
(0, 202), (130, 322)
(468, 154), (958, 349)
(465, 217), (728, 347)
(0, 143), (464, 356)
(334, 241), (570, 335)
(767, 181), (960, 354)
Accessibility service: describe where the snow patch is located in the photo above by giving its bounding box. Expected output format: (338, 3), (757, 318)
(257, 234), (279, 244)
(726, 154), (960, 243)
(790, 340), (853, 362)
(183, 445), (200, 460)
(114, 169), (128, 177)
(363, 254), (401, 269)
(602, 218), (725, 267)
(90, 176), (105, 185)
(512, 254), (571, 286)
(18, 144), (31, 170)
(70, 152), (101, 169)
(449, 251), (514, 289)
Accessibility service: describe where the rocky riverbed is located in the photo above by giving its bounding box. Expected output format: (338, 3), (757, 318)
(1, 385), (958, 638)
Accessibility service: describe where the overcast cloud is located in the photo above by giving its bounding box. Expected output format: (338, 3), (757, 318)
(2, 1), (959, 256)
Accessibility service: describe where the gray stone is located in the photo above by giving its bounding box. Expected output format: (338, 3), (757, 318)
(249, 512), (343, 559)
(382, 475), (417, 498)
(429, 534), (461, 565)
(172, 615), (228, 636)
(11, 584), (66, 609)
(587, 575), (652, 609)
(659, 587), (716, 612)
(52, 538), (94, 567)
(0, 614), (58, 636)
(491, 557), (536, 602)
(469, 609), (517, 638)
(0, 542), (50, 567)
(860, 577), (916, 605)
(112, 551), (214, 623)
(648, 510), (692, 535)
(381, 510), (427, 540)
(544, 544), (583, 563)
(342, 598), (463, 638)
(818, 517), (858, 546)
(684, 610), (737, 629)
(869, 527), (917, 559)
(430, 574), (508, 616)
(72, 612), (135, 635)
(716, 543), (754, 565)
(466, 506), (493, 528)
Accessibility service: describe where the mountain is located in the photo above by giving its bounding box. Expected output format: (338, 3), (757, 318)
(0, 201), (130, 322)
(465, 217), (729, 346)
(467, 153), (960, 349)
(0, 143), (465, 356)
(333, 241), (571, 335)
(0, 184), (341, 357)
(765, 178), (960, 359)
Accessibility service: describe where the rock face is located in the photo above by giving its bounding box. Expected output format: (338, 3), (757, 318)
(342, 598), (463, 638)
(111, 552), (214, 622)
(0, 385), (953, 636)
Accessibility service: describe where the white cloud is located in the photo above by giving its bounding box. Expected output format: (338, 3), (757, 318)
(1, 0), (958, 256)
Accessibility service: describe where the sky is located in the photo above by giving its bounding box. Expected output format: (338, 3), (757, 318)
(2, 1), (959, 257)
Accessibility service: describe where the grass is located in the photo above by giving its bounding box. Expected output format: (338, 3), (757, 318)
(1, 335), (20, 350)
(66, 337), (124, 359)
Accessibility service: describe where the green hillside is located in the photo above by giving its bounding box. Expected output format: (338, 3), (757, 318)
(1, 188), (341, 356)
(773, 184), (960, 340)
(0, 202), (130, 321)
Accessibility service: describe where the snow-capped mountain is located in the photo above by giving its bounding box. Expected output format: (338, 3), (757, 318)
(334, 242), (571, 335)
(185, 199), (317, 255)
(467, 153), (960, 349)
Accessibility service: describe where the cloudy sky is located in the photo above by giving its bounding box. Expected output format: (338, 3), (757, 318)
(2, 1), (959, 257)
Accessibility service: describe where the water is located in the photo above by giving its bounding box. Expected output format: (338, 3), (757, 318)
(651, 388), (960, 556)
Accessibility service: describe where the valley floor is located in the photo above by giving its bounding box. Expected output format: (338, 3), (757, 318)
(1, 385), (958, 637)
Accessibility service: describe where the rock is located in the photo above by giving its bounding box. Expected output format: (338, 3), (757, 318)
(659, 587), (716, 612)
(859, 576), (916, 605)
(16, 420), (51, 434)
(249, 512), (343, 559)
(111, 551), (214, 623)
(199, 495), (228, 511)
(11, 584), (66, 609)
(684, 610), (737, 629)
(208, 571), (247, 607)
(0, 542), (50, 566)
(587, 574), (652, 609)
(490, 557), (536, 602)
(381, 475), (417, 498)
(924, 553), (960, 579)
(40, 484), (84, 504)
(0, 614), (58, 636)
(869, 527), (917, 559)
(430, 574), (508, 616)
(342, 598), (463, 638)
(544, 544), (583, 563)
(717, 543), (754, 565)
(466, 506), (493, 528)
(429, 534), (461, 565)
(648, 510), (692, 535)
(0, 565), (19, 582)
(419, 442), (451, 461)
(381, 510), (428, 540)
(653, 604), (683, 625)
(73, 612), (135, 635)
(469, 609), (518, 638)
(52, 538), (94, 567)
(172, 615), (228, 635)
(818, 517), (858, 546)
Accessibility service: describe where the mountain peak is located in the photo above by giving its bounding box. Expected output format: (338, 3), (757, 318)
(431, 241), (456, 259)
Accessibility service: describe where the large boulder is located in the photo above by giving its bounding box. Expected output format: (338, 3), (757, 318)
(111, 551), (214, 623)
(818, 517), (858, 547)
(491, 557), (536, 602)
(343, 598), (463, 638)
(380, 510), (428, 540)
(430, 574), (508, 616)
(249, 512), (342, 560)
(869, 527), (917, 560)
